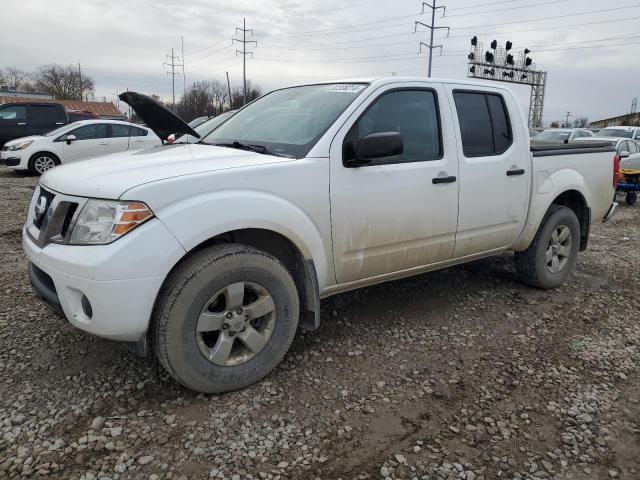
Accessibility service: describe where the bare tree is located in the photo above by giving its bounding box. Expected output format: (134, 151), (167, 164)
(2, 67), (32, 91)
(572, 117), (589, 128)
(35, 64), (94, 100)
(176, 79), (261, 122)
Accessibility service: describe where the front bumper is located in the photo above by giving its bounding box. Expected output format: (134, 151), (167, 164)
(22, 218), (186, 342)
(603, 201), (618, 222)
(0, 150), (23, 167)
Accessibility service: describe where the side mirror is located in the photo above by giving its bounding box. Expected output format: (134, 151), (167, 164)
(65, 134), (77, 145)
(620, 150), (630, 159)
(347, 132), (403, 167)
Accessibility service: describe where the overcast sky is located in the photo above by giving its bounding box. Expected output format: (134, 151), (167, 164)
(1, 0), (638, 124)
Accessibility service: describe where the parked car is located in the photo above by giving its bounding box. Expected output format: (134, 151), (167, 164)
(23, 78), (618, 393)
(67, 110), (101, 122)
(1, 120), (160, 175)
(579, 137), (640, 169)
(175, 110), (236, 144)
(0, 102), (68, 148)
(534, 128), (594, 143)
(595, 126), (640, 140)
(188, 116), (210, 129)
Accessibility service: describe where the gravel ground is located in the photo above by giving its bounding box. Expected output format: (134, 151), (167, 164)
(0, 165), (638, 480)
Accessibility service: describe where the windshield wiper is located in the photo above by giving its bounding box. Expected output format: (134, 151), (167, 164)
(212, 141), (283, 157)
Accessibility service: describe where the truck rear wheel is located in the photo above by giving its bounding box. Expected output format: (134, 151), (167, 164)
(152, 244), (299, 393)
(514, 205), (580, 289)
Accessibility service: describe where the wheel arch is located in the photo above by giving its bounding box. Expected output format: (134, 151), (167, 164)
(158, 227), (321, 332)
(28, 151), (60, 174)
(513, 184), (591, 252)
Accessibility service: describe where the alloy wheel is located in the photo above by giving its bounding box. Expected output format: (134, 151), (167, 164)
(545, 225), (572, 274)
(196, 282), (276, 366)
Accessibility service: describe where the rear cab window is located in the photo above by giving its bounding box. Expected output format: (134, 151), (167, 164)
(29, 105), (65, 124)
(453, 90), (513, 157)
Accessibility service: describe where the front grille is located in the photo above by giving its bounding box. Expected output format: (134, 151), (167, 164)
(28, 187), (82, 247)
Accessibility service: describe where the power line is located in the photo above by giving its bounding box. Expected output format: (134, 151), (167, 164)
(446, 0), (569, 17)
(415, 1), (449, 77)
(233, 18), (257, 106)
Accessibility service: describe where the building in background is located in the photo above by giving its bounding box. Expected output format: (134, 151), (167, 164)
(0, 94), (124, 119)
(590, 113), (640, 129)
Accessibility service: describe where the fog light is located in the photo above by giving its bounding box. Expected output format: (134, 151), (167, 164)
(81, 295), (93, 319)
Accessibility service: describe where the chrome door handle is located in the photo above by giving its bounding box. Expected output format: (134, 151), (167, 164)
(18, 122), (27, 126)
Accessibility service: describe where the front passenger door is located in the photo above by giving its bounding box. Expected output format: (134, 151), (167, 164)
(61, 123), (110, 162)
(330, 84), (459, 284)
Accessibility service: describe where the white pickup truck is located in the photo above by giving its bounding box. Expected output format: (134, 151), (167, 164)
(23, 78), (618, 393)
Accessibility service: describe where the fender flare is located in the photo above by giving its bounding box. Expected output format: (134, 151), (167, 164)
(512, 168), (591, 252)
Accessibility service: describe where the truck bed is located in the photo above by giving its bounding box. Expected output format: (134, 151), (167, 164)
(530, 140), (615, 157)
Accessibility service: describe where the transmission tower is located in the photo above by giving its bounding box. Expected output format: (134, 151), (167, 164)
(163, 48), (183, 111)
(233, 18), (257, 106)
(415, 1), (449, 77)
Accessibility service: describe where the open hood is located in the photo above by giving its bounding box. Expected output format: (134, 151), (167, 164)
(119, 91), (200, 141)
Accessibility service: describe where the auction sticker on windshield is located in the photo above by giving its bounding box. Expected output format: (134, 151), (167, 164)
(327, 84), (366, 93)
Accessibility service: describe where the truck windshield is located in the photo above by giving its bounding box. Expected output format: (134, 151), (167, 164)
(596, 128), (633, 138)
(201, 83), (368, 158)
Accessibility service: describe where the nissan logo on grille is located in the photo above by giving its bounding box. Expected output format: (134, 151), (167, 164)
(34, 195), (48, 224)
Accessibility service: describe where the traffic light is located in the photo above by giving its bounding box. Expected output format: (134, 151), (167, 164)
(470, 66), (476, 74)
(468, 52), (475, 61)
(506, 41), (513, 51)
(485, 51), (494, 63)
(506, 54), (514, 65)
(503, 71), (514, 79)
(525, 57), (532, 67)
(484, 68), (495, 76)
(491, 40), (498, 50)
(471, 36), (478, 46)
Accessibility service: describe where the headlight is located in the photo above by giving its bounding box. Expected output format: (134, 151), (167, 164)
(69, 199), (154, 245)
(7, 140), (33, 151)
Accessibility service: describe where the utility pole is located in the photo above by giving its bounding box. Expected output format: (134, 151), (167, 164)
(233, 18), (257, 106)
(164, 48), (183, 111)
(77, 62), (82, 101)
(564, 111), (572, 127)
(181, 36), (186, 97)
(226, 71), (232, 110)
(415, 1), (449, 77)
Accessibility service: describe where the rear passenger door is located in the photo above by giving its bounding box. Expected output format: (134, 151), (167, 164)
(330, 83), (459, 284)
(27, 105), (66, 135)
(448, 87), (530, 258)
(108, 124), (133, 154)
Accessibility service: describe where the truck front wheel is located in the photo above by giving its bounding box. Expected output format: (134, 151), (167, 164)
(152, 244), (299, 393)
(514, 205), (580, 289)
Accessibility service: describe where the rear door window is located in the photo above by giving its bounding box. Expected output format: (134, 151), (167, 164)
(29, 105), (64, 124)
(110, 124), (132, 137)
(454, 91), (513, 157)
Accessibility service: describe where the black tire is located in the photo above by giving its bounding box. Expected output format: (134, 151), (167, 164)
(152, 244), (299, 393)
(514, 205), (580, 289)
(28, 152), (60, 176)
(626, 192), (637, 206)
